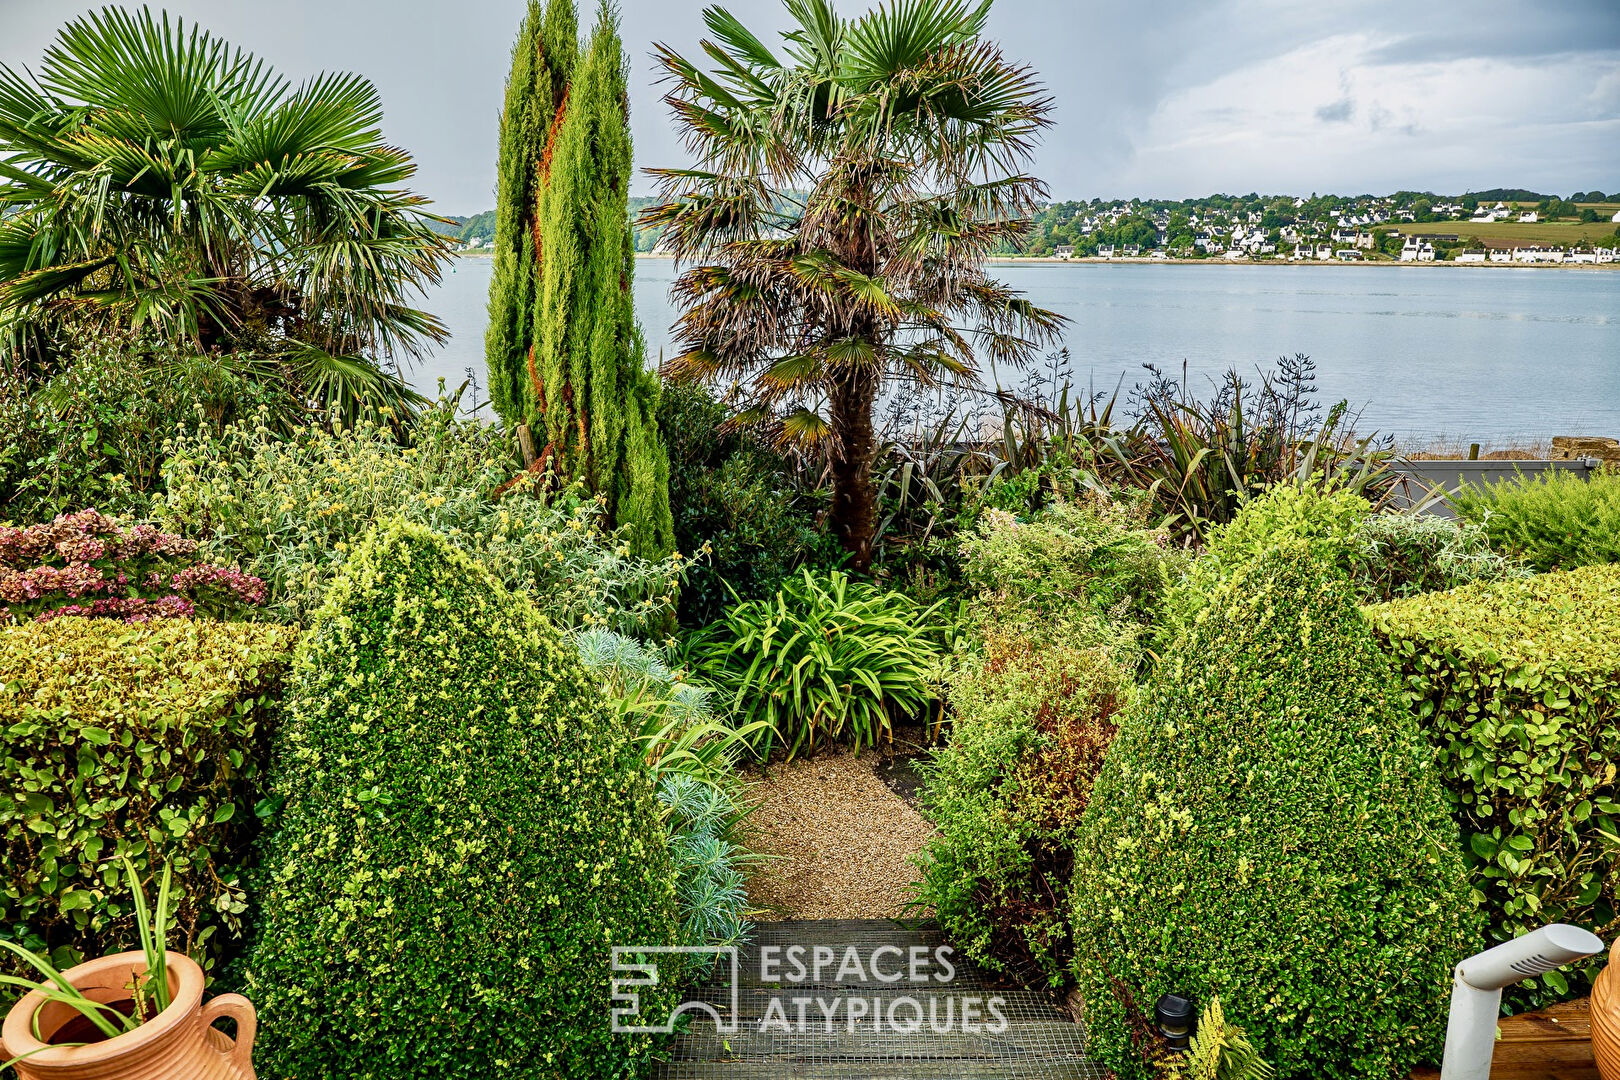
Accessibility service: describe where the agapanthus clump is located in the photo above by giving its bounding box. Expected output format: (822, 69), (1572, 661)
(0, 509), (265, 623)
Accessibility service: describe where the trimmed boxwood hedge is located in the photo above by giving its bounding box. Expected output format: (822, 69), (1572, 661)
(1, 617), (296, 976)
(239, 520), (678, 1079)
(1368, 563), (1620, 1005)
(1068, 550), (1477, 1080)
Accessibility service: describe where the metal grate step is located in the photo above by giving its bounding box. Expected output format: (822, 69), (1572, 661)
(651, 919), (1105, 1080)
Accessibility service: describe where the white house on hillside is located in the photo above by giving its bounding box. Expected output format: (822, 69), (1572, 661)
(1400, 238), (1436, 261)
(1512, 246), (1566, 263)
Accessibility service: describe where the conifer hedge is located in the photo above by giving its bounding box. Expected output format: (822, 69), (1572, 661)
(1068, 550), (1477, 1080)
(240, 520), (678, 1078)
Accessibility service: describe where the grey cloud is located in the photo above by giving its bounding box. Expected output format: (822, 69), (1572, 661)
(0, 0), (1617, 206)
(1316, 98), (1354, 123)
(1363, 4), (1620, 66)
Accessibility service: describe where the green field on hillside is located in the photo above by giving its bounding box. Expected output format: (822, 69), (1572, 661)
(1406, 219), (1619, 247)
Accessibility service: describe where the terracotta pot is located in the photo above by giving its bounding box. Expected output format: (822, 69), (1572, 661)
(0, 951), (255, 1080)
(1597, 939), (1620, 1080)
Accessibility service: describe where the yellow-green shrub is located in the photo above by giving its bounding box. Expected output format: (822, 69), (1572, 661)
(153, 403), (685, 634)
(1, 618), (296, 975)
(1367, 564), (1620, 1005)
(239, 520), (678, 1079)
(1069, 552), (1476, 1080)
(1450, 468), (1620, 571)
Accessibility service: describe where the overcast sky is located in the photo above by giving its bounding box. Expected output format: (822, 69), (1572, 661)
(2, 0), (1616, 215)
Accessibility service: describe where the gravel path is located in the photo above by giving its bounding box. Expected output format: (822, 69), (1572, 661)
(742, 749), (937, 921)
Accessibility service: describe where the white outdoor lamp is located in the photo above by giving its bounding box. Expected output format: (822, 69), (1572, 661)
(1440, 923), (1605, 1080)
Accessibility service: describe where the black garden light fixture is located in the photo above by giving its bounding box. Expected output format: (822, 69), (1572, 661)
(1155, 993), (1198, 1050)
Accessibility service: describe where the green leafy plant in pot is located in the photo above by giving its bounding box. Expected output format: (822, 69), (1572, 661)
(0, 860), (256, 1080)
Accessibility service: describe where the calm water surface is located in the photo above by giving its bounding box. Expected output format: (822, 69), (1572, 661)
(415, 257), (1619, 443)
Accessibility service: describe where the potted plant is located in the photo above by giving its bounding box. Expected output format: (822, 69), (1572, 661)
(1597, 939), (1620, 1080)
(0, 860), (256, 1080)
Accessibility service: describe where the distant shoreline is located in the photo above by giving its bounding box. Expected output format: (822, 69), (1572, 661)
(985, 256), (1620, 270)
(452, 250), (1617, 270)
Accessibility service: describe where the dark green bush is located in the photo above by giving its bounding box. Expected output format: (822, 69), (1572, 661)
(918, 500), (1175, 985)
(1, 618), (296, 978)
(240, 520), (678, 1079)
(919, 635), (1125, 987)
(1367, 564), (1620, 1006)
(1451, 467), (1620, 571)
(657, 381), (828, 625)
(1069, 551), (1476, 1080)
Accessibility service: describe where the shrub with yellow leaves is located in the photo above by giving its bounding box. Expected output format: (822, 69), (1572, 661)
(240, 520), (677, 1078)
(152, 398), (684, 634)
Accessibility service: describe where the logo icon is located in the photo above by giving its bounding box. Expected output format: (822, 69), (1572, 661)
(611, 946), (739, 1034)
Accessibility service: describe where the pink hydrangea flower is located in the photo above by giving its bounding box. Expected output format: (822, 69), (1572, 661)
(1, 509), (263, 624)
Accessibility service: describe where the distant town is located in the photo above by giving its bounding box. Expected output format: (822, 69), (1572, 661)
(445, 188), (1620, 265)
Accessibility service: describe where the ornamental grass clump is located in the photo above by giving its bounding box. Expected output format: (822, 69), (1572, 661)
(0, 509), (264, 623)
(1068, 550), (1476, 1080)
(240, 520), (678, 1079)
(1368, 563), (1620, 1007)
(685, 568), (947, 758)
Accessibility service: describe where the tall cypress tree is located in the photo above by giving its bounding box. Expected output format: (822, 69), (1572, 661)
(485, 0), (572, 426)
(486, 0), (673, 558)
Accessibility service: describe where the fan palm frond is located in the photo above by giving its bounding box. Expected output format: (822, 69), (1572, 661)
(0, 4), (450, 413)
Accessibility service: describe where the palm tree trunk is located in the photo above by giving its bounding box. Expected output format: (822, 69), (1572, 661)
(828, 364), (879, 572)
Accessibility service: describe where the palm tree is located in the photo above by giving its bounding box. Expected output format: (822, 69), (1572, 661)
(0, 6), (452, 421)
(643, 0), (1063, 570)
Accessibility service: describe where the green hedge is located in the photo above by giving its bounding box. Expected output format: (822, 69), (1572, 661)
(1450, 468), (1620, 571)
(1368, 563), (1620, 1005)
(1, 618), (296, 974)
(1069, 551), (1476, 1080)
(240, 520), (678, 1079)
